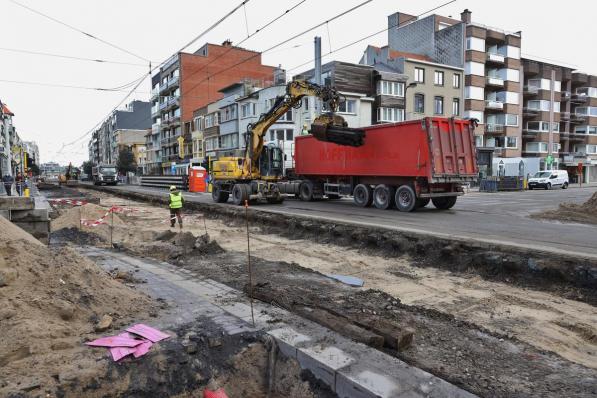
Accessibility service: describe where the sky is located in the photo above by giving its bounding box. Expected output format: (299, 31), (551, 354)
(1, 0), (596, 165)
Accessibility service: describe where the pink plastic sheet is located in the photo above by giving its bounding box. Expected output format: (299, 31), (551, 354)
(133, 340), (153, 358)
(85, 336), (144, 348)
(126, 324), (170, 342)
(110, 346), (138, 361)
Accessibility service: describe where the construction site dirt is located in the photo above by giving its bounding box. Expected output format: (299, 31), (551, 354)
(41, 186), (597, 397)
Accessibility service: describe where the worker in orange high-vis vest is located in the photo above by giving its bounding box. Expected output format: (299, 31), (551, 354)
(168, 185), (184, 229)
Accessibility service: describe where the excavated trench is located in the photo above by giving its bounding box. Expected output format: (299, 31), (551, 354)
(49, 320), (335, 398)
(82, 185), (597, 305)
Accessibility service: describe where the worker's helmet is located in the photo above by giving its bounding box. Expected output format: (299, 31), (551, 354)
(169, 185), (177, 191)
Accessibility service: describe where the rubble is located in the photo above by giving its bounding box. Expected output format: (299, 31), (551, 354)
(533, 191), (597, 224)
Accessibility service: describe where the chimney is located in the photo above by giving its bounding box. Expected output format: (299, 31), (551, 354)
(460, 9), (471, 24)
(222, 39), (233, 47)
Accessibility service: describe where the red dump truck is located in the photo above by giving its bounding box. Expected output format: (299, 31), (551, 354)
(278, 117), (478, 211)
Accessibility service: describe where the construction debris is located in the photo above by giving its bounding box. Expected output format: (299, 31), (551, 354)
(86, 324), (169, 361)
(533, 191), (597, 224)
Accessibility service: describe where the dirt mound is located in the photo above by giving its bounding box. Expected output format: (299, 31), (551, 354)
(51, 203), (125, 243)
(533, 191), (597, 224)
(51, 227), (107, 245)
(0, 216), (157, 396)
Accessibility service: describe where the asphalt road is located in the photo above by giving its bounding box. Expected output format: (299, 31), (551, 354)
(89, 183), (597, 258)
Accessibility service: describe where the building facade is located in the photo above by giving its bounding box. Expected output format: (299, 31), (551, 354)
(151, 41), (279, 174)
(88, 100), (151, 167)
(361, 46), (464, 121)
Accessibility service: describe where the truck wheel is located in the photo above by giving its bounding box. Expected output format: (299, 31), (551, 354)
(432, 196), (457, 210)
(353, 184), (372, 207)
(232, 184), (249, 205)
(299, 182), (314, 201)
(373, 185), (395, 210)
(562, 182), (568, 189)
(416, 198), (431, 208)
(212, 183), (229, 203)
(395, 185), (416, 212)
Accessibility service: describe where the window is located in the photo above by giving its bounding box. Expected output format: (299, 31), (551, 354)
(303, 98), (309, 110)
(466, 37), (485, 52)
(414, 94), (424, 113)
(338, 99), (356, 113)
(525, 142), (548, 153)
(452, 98), (460, 116)
(414, 67), (425, 83)
(268, 129), (286, 141)
(506, 136), (518, 149)
(487, 114), (518, 127)
(240, 103), (255, 118)
(528, 121), (559, 132)
(434, 71), (444, 86)
(527, 100), (552, 111)
(552, 143), (561, 153)
(377, 107), (405, 122)
(453, 74), (460, 88)
(377, 81), (405, 96)
(576, 87), (597, 98)
(285, 129), (294, 140)
(321, 71), (332, 86)
(475, 135), (483, 147)
(495, 91), (520, 105)
(434, 97), (444, 115)
(219, 133), (238, 149)
(465, 86), (484, 100)
(278, 109), (293, 121)
(465, 61), (485, 76)
(505, 45), (520, 59)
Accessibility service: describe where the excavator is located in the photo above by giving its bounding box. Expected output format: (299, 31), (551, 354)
(211, 80), (365, 205)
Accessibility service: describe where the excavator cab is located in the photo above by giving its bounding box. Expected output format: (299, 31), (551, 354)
(259, 143), (284, 179)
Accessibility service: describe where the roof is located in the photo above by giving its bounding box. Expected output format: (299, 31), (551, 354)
(388, 49), (432, 62)
(1, 103), (14, 116)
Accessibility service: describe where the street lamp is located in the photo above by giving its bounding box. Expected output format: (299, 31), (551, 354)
(404, 82), (418, 121)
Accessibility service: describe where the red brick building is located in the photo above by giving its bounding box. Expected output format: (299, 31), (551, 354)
(147, 41), (278, 173)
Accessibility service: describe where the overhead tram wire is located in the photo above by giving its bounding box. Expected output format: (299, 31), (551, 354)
(180, 0), (372, 99)
(80, 0), (371, 135)
(162, 0), (309, 97)
(0, 47), (150, 67)
(0, 78), (151, 92)
(9, 0), (150, 63)
(286, 0), (458, 73)
(57, 0), (251, 151)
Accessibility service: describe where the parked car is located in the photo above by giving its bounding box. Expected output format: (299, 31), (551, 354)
(528, 170), (569, 190)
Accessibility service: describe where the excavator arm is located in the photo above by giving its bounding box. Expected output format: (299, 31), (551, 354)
(242, 80), (365, 178)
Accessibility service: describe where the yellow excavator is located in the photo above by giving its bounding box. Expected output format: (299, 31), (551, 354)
(211, 80), (365, 205)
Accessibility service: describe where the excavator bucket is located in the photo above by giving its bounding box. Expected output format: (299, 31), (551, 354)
(310, 113), (366, 147)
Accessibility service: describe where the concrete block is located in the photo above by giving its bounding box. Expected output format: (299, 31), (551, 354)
(1, 209), (49, 222)
(0, 197), (34, 210)
(335, 369), (404, 398)
(268, 327), (312, 359)
(297, 345), (355, 390)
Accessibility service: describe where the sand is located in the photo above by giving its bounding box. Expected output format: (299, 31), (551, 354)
(533, 191), (597, 225)
(51, 203), (125, 242)
(0, 215), (157, 395)
(73, 191), (597, 369)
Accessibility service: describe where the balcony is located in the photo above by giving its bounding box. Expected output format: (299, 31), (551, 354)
(560, 112), (571, 121)
(563, 153), (590, 165)
(151, 88), (159, 101)
(571, 94), (588, 104)
(570, 113), (588, 123)
(160, 136), (179, 146)
(569, 133), (588, 142)
(486, 76), (504, 87)
(560, 91), (571, 102)
(522, 129), (540, 138)
(523, 85), (539, 96)
(485, 100), (504, 110)
(151, 123), (160, 135)
(167, 76), (180, 90)
(486, 52), (505, 64)
(151, 106), (160, 117)
(485, 124), (505, 134)
(523, 107), (539, 116)
(163, 96), (180, 112)
(159, 101), (168, 111)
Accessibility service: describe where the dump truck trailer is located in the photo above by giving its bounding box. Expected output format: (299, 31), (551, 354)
(278, 117), (478, 211)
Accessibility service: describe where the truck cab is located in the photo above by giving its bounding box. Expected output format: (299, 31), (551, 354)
(92, 165), (118, 185)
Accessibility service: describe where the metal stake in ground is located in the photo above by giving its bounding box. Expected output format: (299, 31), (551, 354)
(203, 213), (208, 235)
(110, 208), (114, 248)
(245, 200), (255, 327)
(78, 206), (82, 230)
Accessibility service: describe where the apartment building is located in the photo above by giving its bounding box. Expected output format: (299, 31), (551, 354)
(565, 72), (597, 182)
(150, 41), (279, 174)
(520, 59), (572, 173)
(88, 100), (151, 166)
(294, 61), (374, 126)
(383, 9), (523, 163)
(0, 101), (15, 175)
(361, 46), (464, 121)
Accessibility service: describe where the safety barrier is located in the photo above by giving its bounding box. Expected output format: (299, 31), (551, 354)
(480, 176), (524, 192)
(140, 175), (188, 190)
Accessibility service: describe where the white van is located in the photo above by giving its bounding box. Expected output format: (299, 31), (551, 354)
(528, 170), (569, 190)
